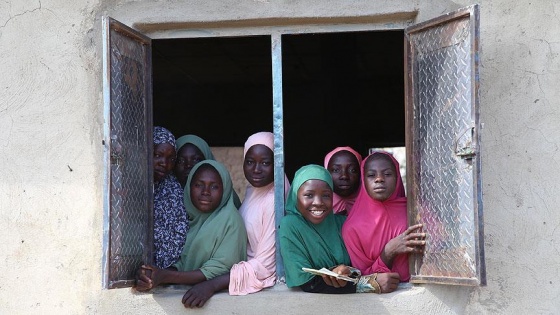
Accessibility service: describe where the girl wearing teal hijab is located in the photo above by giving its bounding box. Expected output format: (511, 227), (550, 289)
(174, 134), (242, 207)
(136, 160), (247, 290)
(279, 164), (400, 294)
(174, 135), (214, 188)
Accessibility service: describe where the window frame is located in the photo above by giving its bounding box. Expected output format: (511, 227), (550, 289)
(102, 6), (485, 289)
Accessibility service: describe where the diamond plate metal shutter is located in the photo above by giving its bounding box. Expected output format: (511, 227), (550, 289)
(405, 5), (485, 286)
(102, 17), (153, 289)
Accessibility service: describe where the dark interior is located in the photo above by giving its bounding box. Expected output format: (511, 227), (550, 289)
(153, 30), (404, 179)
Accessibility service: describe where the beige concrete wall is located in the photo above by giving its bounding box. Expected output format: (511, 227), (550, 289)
(213, 147), (247, 201)
(1, 0), (559, 314)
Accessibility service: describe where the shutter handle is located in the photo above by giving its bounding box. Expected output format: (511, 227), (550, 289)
(454, 126), (476, 159)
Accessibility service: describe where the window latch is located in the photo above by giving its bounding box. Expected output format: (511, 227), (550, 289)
(454, 126), (476, 159)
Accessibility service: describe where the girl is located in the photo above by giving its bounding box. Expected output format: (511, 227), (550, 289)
(181, 132), (290, 308)
(174, 134), (242, 207)
(324, 147), (362, 215)
(152, 126), (188, 269)
(136, 160), (247, 290)
(342, 151), (425, 282)
(174, 134), (214, 188)
(279, 164), (400, 294)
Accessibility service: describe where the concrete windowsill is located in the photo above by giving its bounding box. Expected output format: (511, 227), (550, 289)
(128, 282), (443, 314)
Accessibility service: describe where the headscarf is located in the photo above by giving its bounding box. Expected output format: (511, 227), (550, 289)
(175, 134), (215, 160)
(342, 151), (409, 281)
(152, 126), (188, 268)
(279, 164), (350, 287)
(173, 160), (247, 280)
(154, 126), (176, 147)
(175, 134), (242, 208)
(229, 132), (290, 295)
(323, 147), (363, 215)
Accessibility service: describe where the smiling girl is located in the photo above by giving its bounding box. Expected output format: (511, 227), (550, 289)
(279, 164), (400, 294)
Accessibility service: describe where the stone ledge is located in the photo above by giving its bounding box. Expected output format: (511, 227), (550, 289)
(106, 282), (469, 314)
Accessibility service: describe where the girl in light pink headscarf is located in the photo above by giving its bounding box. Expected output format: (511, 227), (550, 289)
(181, 132), (290, 307)
(342, 151), (425, 282)
(228, 131), (290, 295)
(324, 147), (362, 215)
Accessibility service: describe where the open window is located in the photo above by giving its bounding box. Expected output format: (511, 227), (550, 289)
(102, 4), (485, 289)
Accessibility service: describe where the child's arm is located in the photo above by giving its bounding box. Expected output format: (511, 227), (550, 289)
(135, 264), (207, 291)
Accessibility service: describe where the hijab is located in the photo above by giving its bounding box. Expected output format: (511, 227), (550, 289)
(175, 134), (215, 160)
(342, 151), (409, 281)
(229, 132), (291, 295)
(154, 126), (176, 147)
(152, 126), (188, 269)
(173, 160), (247, 279)
(175, 134), (241, 208)
(324, 146), (363, 215)
(279, 164), (350, 287)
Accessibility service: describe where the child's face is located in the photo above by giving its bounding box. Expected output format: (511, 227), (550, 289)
(175, 143), (205, 187)
(363, 156), (397, 201)
(154, 143), (176, 182)
(243, 144), (274, 188)
(296, 179), (333, 225)
(327, 151), (360, 197)
(190, 165), (223, 213)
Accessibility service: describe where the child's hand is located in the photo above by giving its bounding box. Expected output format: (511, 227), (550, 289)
(135, 265), (160, 291)
(382, 224), (426, 267)
(375, 272), (400, 293)
(182, 281), (216, 308)
(322, 265), (351, 288)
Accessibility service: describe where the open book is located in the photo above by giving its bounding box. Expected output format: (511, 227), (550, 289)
(301, 267), (359, 284)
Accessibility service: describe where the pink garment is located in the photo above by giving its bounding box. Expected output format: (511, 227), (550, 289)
(229, 132), (290, 295)
(341, 151), (410, 281)
(323, 146), (363, 214)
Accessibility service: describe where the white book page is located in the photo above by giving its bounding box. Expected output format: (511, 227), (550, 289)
(301, 267), (358, 283)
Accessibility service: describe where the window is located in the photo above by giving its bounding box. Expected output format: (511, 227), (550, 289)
(102, 4), (485, 289)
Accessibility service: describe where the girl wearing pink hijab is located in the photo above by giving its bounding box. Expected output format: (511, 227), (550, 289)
(324, 147), (362, 215)
(342, 151), (425, 283)
(181, 132), (290, 307)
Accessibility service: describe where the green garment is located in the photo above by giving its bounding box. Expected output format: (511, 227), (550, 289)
(279, 164), (351, 287)
(175, 134), (215, 161)
(174, 160), (248, 279)
(175, 134), (241, 208)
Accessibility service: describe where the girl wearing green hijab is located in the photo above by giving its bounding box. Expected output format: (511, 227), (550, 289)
(174, 135), (214, 188)
(174, 134), (242, 207)
(136, 160), (247, 291)
(279, 164), (400, 294)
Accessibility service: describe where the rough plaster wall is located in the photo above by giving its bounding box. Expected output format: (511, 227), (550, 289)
(459, 0), (560, 313)
(0, 0), (103, 313)
(2, 0), (560, 314)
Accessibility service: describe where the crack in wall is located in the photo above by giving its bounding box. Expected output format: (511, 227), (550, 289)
(0, 1), (42, 29)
